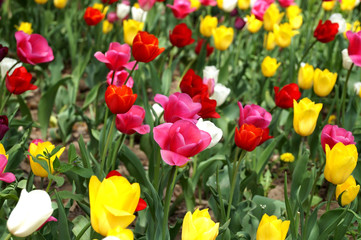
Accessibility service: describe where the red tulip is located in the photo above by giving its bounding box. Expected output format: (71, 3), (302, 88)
(6, 67), (37, 95)
(84, 7), (104, 26)
(235, 124), (273, 151)
(132, 31), (165, 63)
(101, 0), (119, 4)
(195, 39), (214, 57)
(314, 20), (339, 43)
(192, 93), (220, 119)
(180, 69), (208, 98)
(274, 83), (301, 109)
(169, 23), (195, 48)
(105, 85), (137, 114)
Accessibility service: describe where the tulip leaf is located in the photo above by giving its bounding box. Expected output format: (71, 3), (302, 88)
(161, 68), (172, 95)
(255, 135), (282, 175)
(56, 190), (83, 202)
(54, 190), (72, 240)
(291, 153), (309, 199)
(82, 82), (102, 110)
(318, 208), (348, 239)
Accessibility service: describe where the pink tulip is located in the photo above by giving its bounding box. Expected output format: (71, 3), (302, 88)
(278, 0), (294, 7)
(203, 78), (215, 96)
(153, 120), (211, 166)
(251, 0), (273, 21)
(139, 0), (156, 11)
(238, 102), (272, 129)
(15, 31), (54, 65)
(0, 155), (16, 183)
(107, 12), (119, 23)
(346, 31), (361, 67)
(107, 70), (134, 88)
(115, 105), (150, 135)
(321, 124), (355, 152)
(154, 92), (201, 123)
(200, 0), (217, 6)
(167, 0), (196, 19)
(94, 42), (137, 71)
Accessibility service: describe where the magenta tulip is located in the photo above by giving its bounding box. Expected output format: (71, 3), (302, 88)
(251, 0), (273, 21)
(115, 105), (150, 135)
(153, 120), (211, 166)
(321, 124), (355, 152)
(346, 31), (361, 67)
(167, 0), (196, 19)
(0, 115), (9, 140)
(278, 0), (294, 7)
(107, 70), (134, 88)
(139, 0), (156, 11)
(200, 0), (217, 6)
(0, 155), (16, 183)
(238, 102), (272, 129)
(15, 31), (54, 65)
(154, 92), (201, 123)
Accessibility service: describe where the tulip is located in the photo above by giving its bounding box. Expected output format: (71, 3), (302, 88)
(15, 31), (54, 65)
(132, 31), (165, 62)
(235, 124), (272, 151)
(101, 0), (119, 4)
(192, 93), (220, 119)
(106, 70), (134, 88)
(313, 68), (337, 97)
(235, 17), (246, 30)
(123, 19), (144, 46)
(54, 0), (68, 8)
(0, 115), (9, 140)
(336, 175), (360, 206)
(251, 0), (272, 21)
(322, 0), (336, 10)
(105, 227), (134, 240)
(190, 0), (201, 8)
(181, 69), (208, 97)
(203, 66), (219, 89)
(94, 42), (136, 71)
(238, 101), (272, 129)
(0, 57), (22, 78)
(153, 120), (211, 166)
(196, 118), (223, 148)
(0, 154), (15, 183)
(354, 82), (361, 97)
(263, 4), (284, 31)
(200, 0), (217, 6)
(342, 49), (353, 70)
(7, 189), (54, 237)
(261, 56), (280, 77)
(195, 39), (214, 57)
(84, 7), (105, 26)
(212, 26), (234, 51)
(0, 143), (8, 159)
(286, 5), (301, 19)
(264, 32), (276, 50)
(321, 124), (355, 152)
(329, 13), (346, 34)
(346, 31), (361, 67)
(15, 22), (33, 35)
(211, 83), (231, 106)
(293, 98), (322, 136)
(154, 92), (201, 123)
(217, 0), (237, 12)
(6, 67), (37, 95)
(278, 0), (294, 7)
(181, 209), (219, 240)
(280, 152), (295, 162)
(274, 83), (301, 109)
(116, 3), (130, 19)
(246, 14), (263, 33)
(167, 0), (196, 19)
(107, 12), (119, 23)
(200, 16), (218, 38)
(325, 142), (358, 185)
(169, 23), (195, 48)
(34, 0), (47, 4)
(340, 0), (358, 10)
(0, 44), (8, 62)
(131, 6), (147, 22)
(115, 105), (150, 135)
(105, 85), (137, 114)
(102, 20), (114, 34)
(256, 214), (290, 240)
(314, 20), (339, 43)
(89, 174), (141, 236)
(139, 0), (156, 10)
(273, 23), (299, 48)
(238, 0), (250, 9)
(298, 63), (314, 89)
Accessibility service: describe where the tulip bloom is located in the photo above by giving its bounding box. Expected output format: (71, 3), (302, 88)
(0, 154), (15, 183)
(0, 115), (9, 140)
(256, 214), (290, 240)
(238, 102), (272, 129)
(0, 44), (8, 62)
(102, 20), (113, 34)
(180, 69), (208, 98)
(278, 0), (294, 7)
(261, 56), (280, 77)
(212, 26), (234, 51)
(15, 31), (54, 65)
(346, 30), (361, 67)
(131, 6), (147, 22)
(54, 0), (68, 8)
(298, 63), (314, 89)
(211, 83), (231, 106)
(139, 0), (156, 10)
(246, 14), (263, 33)
(6, 67), (37, 95)
(116, 3), (130, 19)
(336, 175), (360, 206)
(274, 83), (301, 109)
(182, 209), (219, 240)
(132, 31), (165, 62)
(169, 23), (195, 48)
(263, 4), (284, 31)
(342, 49), (353, 70)
(7, 189), (54, 237)
(313, 68), (337, 97)
(235, 17), (246, 30)
(238, 0), (250, 9)
(196, 118), (223, 149)
(273, 23), (299, 48)
(84, 7), (104, 26)
(115, 105), (150, 135)
(321, 124), (355, 152)
(217, 0), (237, 12)
(123, 19), (144, 46)
(167, 0), (196, 19)
(293, 98), (322, 136)
(153, 120), (211, 166)
(314, 20), (339, 43)
(251, 0), (272, 21)
(89, 174), (141, 236)
(105, 85), (137, 114)
(325, 143), (358, 185)
(235, 124), (272, 151)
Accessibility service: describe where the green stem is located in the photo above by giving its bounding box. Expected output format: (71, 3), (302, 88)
(341, 63), (354, 127)
(0, 92), (11, 114)
(109, 133), (127, 172)
(217, 50), (222, 69)
(162, 166), (178, 240)
(4, 233), (11, 240)
(45, 178), (53, 193)
(153, 150), (161, 189)
(100, 116), (116, 175)
(298, 39), (317, 65)
(124, 61), (138, 86)
(326, 183), (336, 211)
(110, 70), (116, 85)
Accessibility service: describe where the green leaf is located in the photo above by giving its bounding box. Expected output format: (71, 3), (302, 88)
(290, 153), (309, 199)
(54, 190), (72, 240)
(161, 68), (172, 95)
(82, 82), (102, 110)
(56, 191), (83, 202)
(255, 135), (281, 175)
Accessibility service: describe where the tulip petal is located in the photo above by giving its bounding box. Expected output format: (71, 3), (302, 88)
(160, 150), (190, 166)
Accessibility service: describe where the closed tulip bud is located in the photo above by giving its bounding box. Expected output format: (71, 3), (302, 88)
(263, 4), (284, 31)
(105, 85), (137, 114)
(131, 6), (147, 22)
(200, 15), (218, 37)
(217, 0), (237, 12)
(211, 83), (231, 106)
(246, 14), (263, 33)
(15, 22), (33, 35)
(336, 175), (360, 206)
(322, 0), (336, 11)
(102, 20), (114, 34)
(84, 7), (105, 26)
(261, 56), (280, 77)
(342, 49), (353, 70)
(297, 63), (314, 89)
(264, 32), (276, 50)
(341, 0), (358, 10)
(54, 0), (68, 8)
(212, 26), (234, 51)
(235, 17), (246, 30)
(293, 98), (322, 136)
(274, 83), (301, 109)
(116, 3), (130, 19)
(256, 214), (290, 240)
(181, 209), (219, 240)
(325, 143), (358, 185)
(238, 0), (250, 9)
(313, 68), (337, 97)
(34, 0), (47, 4)
(123, 19), (144, 46)
(7, 189), (54, 237)
(273, 23), (299, 48)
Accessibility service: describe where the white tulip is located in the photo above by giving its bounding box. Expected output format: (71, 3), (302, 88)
(203, 66), (219, 84)
(329, 13), (346, 34)
(342, 49), (353, 70)
(116, 3), (131, 20)
(131, 7), (147, 22)
(210, 83), (231, 106)
(222, 0), (238, 12)
(196, 118), (223, 149)
(151, 103), (164, 121)
(354, 82), (361, 95)
(7, 189), (53, 237)
(0, 57), (22, 79)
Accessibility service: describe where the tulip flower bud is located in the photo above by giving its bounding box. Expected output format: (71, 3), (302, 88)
(200, 15), (218, 37)
(212, 25), (234, 51)
(342, 49), (353, 70)
(263, 4), (284, 32)
(131, 6), (147, 22)
(261, 56), (280, 77)
(293, 98), (322, 136)
(329, 13), (346, 34)
(336, 175), (360, 206)
(246, 14), (263, 33)
(116, 3), (130, 19)
(0, 115), (9, 140)
(313, 68), (337, 97)
(181, 209), (219, 240)
(54, 0), (68, 9)
(297, 63), (314, 90)
(256, 214), (290, 240)
(15, 22), (33, 35)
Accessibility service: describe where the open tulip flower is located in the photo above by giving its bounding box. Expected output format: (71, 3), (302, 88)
(274, 83), (301, 109)
(336, 175), (360, 206)
(256, 214), (290, 240)
(293, 98), (322, 136)
(314, 20), (339, 43)
(182, 209), (219, 240)
(132, 31), (165, 63)
(346, 30), (361, 67)
(84, 7), (104, 26)
(115, 105), (150, 135)
(167, 0), (196, 19)
(6, 66), (36, 95)
(238, 102), (272, 129)
(105, 85), (137, 114)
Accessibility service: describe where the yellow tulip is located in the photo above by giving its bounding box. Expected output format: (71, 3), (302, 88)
(256, 214), (290, 240)
(212, 25), (234, 51)
(107, 227), (134, 240)
(336, 175), (360, 206)
(89, 175), (140, 236)
(298, 63), (314, 90)
(328, 114), (336, 124)
(322, 0), (336, 11)
(293, 98), (323, 137)
(325, 143), (358, 185)
(103, 20), (114, 34)
(15, 22), (33, 35)
(190, 0), (201, 9)
(261, 56), (280, 77)
(289, 15), (303, 29)
(200, 15), (218, 38)
(246, 15), (263, 33)
(28, 141), (65, 177)
(280, 153), (295, 163)
(93, 3), (109, 14)
(313, 68), (337, 97)
(0, 143), (8, 159)
(263, 4), (284, 32)
(238, 0), (250, 10)
(34, 0), (47, 4)
(53, 0), (68, 9)
(264, 32), (276, 51)
(123, 19), (144, 46)
(182, 209), (219, 240)
(343, 21), (361, 39)
(286, 5), (301, 19)
(341, 0), (357, 11)
(273, 23), (299, 48)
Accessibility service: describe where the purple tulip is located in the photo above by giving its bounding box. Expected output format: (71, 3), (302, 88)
(0, 115), (9, 140)
(235, 17), (246, 30)
(321, 124), (355, 151)
(0, 44), (8, 62)
(238, 102), (272, 129)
